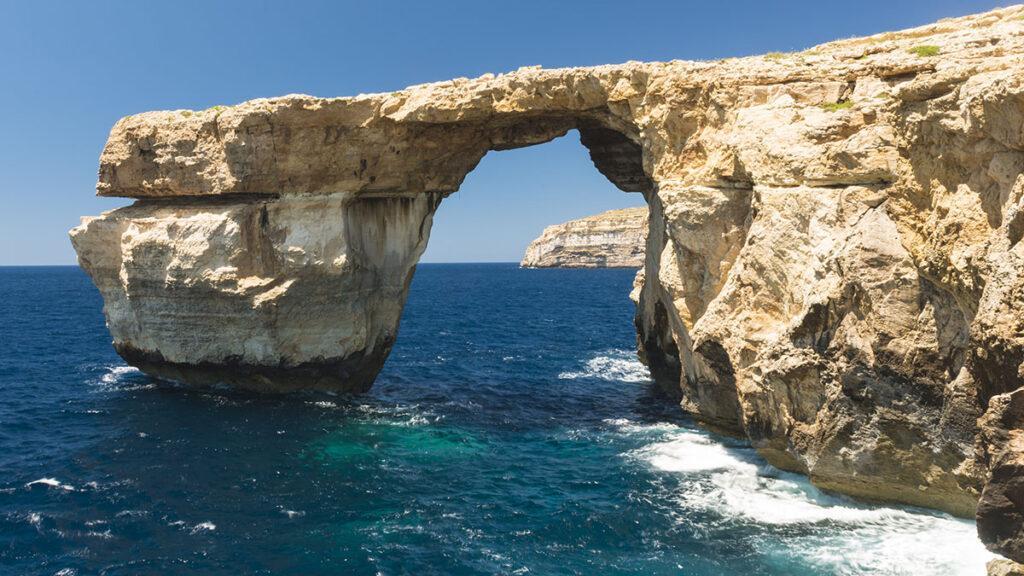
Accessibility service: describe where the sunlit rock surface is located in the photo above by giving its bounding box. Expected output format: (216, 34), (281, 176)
(521, 207), (646, 268)
(71, 5), (1024, 561)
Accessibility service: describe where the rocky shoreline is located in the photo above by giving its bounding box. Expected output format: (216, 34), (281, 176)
(72, 6), (1024, 569)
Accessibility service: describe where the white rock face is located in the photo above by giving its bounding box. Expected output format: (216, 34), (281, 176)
(521, 207), (646, 268)
(71, 193), (436, 391)
(71, 6), (1024, 561)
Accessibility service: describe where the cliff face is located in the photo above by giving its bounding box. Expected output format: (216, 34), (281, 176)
(521, 207), (646, 268)
(71, 6), (1024, 564)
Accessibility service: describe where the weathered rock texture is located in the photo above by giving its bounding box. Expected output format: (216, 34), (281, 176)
(521, 207), (647, 267)
(990, 558), (1024, 576)
(71, 6), (1024, 562)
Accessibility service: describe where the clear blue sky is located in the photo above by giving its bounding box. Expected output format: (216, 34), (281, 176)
(0, 0), (1005, 264)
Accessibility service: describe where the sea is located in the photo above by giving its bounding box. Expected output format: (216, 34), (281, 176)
(0, 264), (994, 575)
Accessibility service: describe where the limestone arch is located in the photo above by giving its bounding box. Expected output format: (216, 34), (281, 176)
(71, 11), (1024, 549)
(74, 95), (694, 396)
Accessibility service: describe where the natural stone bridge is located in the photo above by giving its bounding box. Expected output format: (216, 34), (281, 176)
(72, 7), (1024, 568)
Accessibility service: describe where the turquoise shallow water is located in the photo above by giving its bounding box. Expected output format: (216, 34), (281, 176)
(0, 264), (993, 575)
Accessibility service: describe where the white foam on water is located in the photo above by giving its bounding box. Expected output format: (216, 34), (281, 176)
(93, 365), (155, 392)
(639, 431), (749, 475)
(402, 413), (433, 426)
(357, 402), (440, 427)
(25, 478), (74, 491)
(558, 349), (651, 383)
(279, 507), (306, 519)
(618, 420), (994, 575)
(115, 509), (148, 518)
(100, 365), (140, 384)
(189, 522), (216, 534)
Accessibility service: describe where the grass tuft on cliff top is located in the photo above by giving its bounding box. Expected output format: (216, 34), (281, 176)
(821, 101), (854, 112)
(908, 45), (940, 57)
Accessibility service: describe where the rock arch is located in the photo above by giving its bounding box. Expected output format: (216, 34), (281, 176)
(74, 83), (662, 392)
(72, 7), (1024, 563)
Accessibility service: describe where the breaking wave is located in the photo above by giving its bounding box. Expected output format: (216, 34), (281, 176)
(189, 521), (216, 534)
(613, 420), (994, 575)
(92, 365), (155, 392)
(25, 478), (75, 491)
(100, 365), (140, 384)
(558, 349), (651, 383)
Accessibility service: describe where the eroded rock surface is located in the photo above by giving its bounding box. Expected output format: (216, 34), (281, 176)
(980, 387), (1024, 564)
(72, 5), (1024, 560)
(990, 558), (1024, 576)
(521, 207), (646, 268)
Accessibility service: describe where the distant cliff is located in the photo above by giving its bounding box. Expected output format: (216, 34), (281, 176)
(521, 207), (647, 268)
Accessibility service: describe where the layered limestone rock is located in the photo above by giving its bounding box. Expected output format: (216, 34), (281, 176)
(990, 559), (1024, 576)
(72, 5), (1024, 562)
(521, 207), (647, 268)
(72, 194), (435, 391)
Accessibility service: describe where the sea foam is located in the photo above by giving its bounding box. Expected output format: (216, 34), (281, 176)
(93, 365), (155, 392)
(618, 420), (994, 575)
(25, 478), (74, 491)
(558, 349), (651, 383)
(100, 365), (140, 384)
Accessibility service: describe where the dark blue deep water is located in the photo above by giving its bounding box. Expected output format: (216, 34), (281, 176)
(0, 265), (991, 575)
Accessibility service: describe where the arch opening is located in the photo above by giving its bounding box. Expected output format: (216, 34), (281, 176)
(419, 126), (649, 265)
(389, 121), (661, 400)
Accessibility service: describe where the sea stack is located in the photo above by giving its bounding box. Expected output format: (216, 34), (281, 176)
(521, 207), (647, 268)
(71, 6), (1024, 566)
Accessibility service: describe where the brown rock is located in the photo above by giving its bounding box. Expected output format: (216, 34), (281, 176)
(70, 5), (1024, 551)
(979, 388), (1024, 561)
(989, 558), (1024, 576)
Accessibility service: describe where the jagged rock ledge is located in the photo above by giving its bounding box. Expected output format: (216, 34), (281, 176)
(521, 207), (646, 268)
(71, 6), (1024, 568)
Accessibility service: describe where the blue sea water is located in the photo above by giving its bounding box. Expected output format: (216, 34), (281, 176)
(0, 264), (993, 575)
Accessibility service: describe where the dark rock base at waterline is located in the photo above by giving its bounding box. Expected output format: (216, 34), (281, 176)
(114, 341), (392, 393)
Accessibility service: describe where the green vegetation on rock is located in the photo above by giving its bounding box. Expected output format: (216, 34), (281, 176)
(908, 45), (940, 57)
(821, 100), (854, 112)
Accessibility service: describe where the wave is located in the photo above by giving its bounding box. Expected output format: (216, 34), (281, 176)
(189, 521), (216, 534)
(614, 420), (994, 575)
(354, 402), (440, 427)
(558, 349), (651, 383)
(25, 478), (75, 491)
(93, 365), (155, 392)
(279, 507), (306, 519)
(100, 365), (140, 384)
